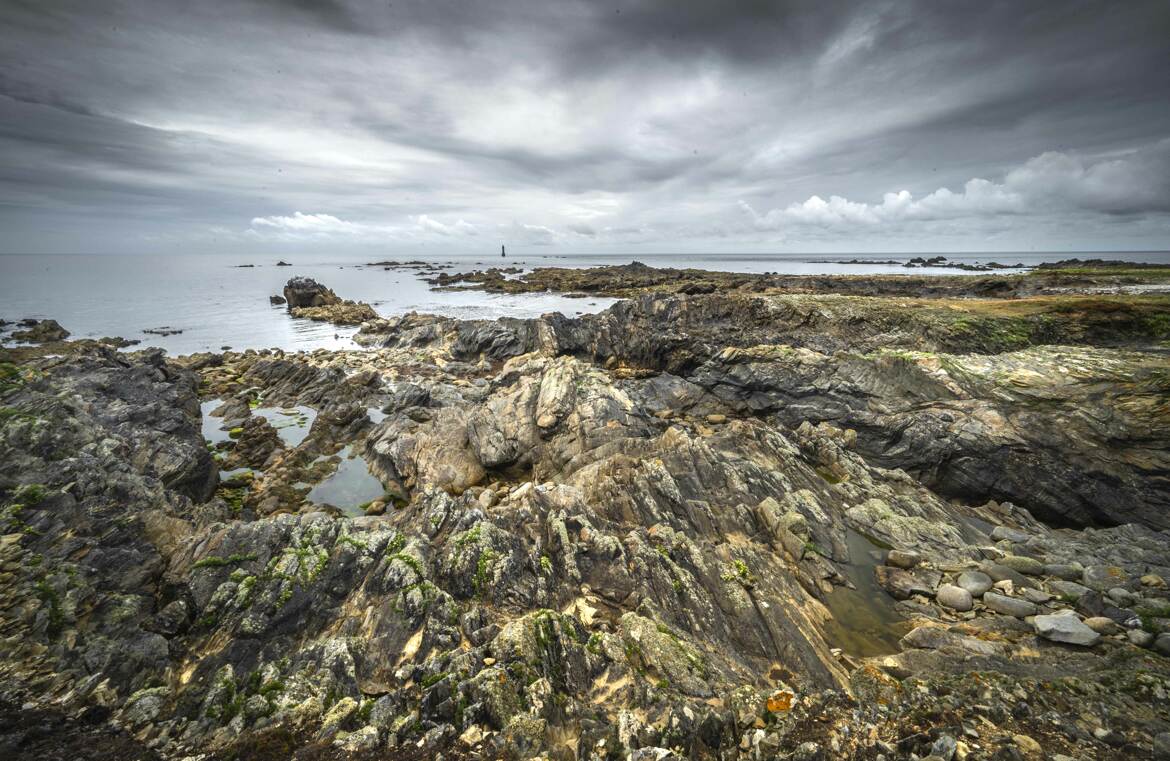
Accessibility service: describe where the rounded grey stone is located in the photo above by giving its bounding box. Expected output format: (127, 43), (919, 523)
(982, 592), (1038, 618)
(936, 584), (974, 612)
(956, 570), (993, 597)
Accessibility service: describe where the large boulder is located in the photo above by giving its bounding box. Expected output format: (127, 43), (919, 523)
(1033, 614), (1101, 646)
(283, 277), (342, 309)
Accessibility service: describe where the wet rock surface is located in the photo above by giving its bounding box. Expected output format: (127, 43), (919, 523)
(1, 270), (1169, 760)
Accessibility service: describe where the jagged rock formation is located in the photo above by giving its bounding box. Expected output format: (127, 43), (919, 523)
(10, 319), (70, 343)
(283, 277), (342, 309)
(2, 280), (1169, 760)
(280, 278), (378, 326)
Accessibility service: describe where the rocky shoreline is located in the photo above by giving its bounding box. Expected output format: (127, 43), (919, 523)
(2, 263), (1170, 760)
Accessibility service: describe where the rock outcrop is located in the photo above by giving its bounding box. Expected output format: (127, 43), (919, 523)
(10, 318), (70, 343)
(282, 277), (341, 309)
(281, 278), (378, 326)
(2, 271), (1169, 760)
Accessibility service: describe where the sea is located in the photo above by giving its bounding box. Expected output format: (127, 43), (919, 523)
(1, 250), (1167, 356)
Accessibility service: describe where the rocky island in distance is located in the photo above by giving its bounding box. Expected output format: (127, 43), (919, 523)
(2, 261), (1170, 761)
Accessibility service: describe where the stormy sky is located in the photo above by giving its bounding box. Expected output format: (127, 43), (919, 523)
(2, 0), (1169, 255)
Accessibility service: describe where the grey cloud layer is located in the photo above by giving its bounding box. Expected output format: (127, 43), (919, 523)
(1, 0), (1168, 253)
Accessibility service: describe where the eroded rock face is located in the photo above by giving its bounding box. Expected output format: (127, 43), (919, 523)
(358, 295), (1170, 530)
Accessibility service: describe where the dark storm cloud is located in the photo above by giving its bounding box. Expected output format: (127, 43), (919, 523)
(0, 0), (1168, 253)
(256, 0), (364, 33)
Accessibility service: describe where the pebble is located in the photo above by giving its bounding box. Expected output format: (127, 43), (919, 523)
(705, 414), (727, 424)
(1044, 563), (1083, 581)
(1083, 616), (1122, 635)
(956, 570), (993, 597)
(936, 584), (974, 612)
(983, 592), (1038, 618)
(980, 562), (1034, 589)
(1106, 586), (1140, 606)
(1012, 733), (1041, 754)
(1127, 629), (1155, 648)
(1047, 579), (1091, 602)
(1140, 573), (1166, 588)
(1000, 555), (1045, 576)
(930, 734), (957, 760)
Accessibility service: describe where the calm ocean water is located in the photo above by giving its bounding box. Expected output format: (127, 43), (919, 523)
(2, 250), (1167, 355)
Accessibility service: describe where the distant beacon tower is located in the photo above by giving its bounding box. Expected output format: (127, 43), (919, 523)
(501, 244), (506, 258)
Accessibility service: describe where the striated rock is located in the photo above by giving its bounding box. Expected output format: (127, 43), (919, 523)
(886, 549), (923, 569)
(900, 625), (1001, 656)
(875, 565), (941, 600)
(990, 526), (1031, 544)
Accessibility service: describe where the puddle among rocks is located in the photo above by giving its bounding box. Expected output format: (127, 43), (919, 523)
(200, 399), (231, 445)
(306, 445), (385, 517)
(252, 405), (317, 447)
(367, 406), (387, 424)
(822, 527), (909, 657)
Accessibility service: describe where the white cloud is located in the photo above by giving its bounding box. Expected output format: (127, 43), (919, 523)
(246, 211), (482, 242)
(249, 212), (368, 236)
(414, 215), (478, 236)
(499, 221), (559, 246)
(744, 141), (1170, 232)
